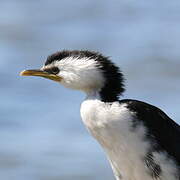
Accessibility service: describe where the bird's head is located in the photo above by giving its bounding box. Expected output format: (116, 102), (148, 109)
(20, 50), (125, 102)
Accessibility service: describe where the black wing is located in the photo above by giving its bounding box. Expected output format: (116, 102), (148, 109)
(120, 99), (180, 165)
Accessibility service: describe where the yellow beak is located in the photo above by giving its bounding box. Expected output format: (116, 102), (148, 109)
(20, 69), (62, 82)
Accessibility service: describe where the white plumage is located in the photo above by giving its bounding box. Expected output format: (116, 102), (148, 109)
(42, 56), (104, 92)
(21, 50), (180, 180)
(81, 96), (178, 180)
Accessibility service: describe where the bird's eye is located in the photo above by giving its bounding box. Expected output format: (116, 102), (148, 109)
(51, 67), (60, 74)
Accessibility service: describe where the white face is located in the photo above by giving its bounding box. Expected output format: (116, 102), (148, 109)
(42, 56), (105, 93)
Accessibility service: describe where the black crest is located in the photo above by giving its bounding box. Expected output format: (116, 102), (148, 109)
(45, 50), (125, 102)
(45, 50), (101, 66)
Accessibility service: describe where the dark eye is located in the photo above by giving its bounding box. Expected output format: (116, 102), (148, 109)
(51, 67), (60, 74)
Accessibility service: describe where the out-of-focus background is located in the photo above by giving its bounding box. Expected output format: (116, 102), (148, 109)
(0, 0), (180, 180)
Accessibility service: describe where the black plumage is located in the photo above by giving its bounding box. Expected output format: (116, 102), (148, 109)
(120, 99), (180, 167)
(45, 50), (180, 162)
(45, 50), (180, 166)
(23, 49), (180, 179)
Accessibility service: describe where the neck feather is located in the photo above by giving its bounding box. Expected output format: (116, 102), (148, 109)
(99, 88), (120, 102)
(86, 90), (119, 102)
(86, 91), (101, 100)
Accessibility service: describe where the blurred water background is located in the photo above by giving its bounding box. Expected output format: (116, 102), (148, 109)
(0, 0), (180, 180)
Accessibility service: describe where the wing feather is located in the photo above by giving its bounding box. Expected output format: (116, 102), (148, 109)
(120, 99), (180, 165)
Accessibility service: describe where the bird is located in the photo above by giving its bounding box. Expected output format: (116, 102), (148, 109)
(20, 50), (180, 180)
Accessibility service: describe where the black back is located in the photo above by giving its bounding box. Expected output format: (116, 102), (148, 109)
(120, 99), (180, 165)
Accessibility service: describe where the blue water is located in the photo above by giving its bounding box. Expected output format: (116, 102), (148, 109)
(0, 0), (180, 179)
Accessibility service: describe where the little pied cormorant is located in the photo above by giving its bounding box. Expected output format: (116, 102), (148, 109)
(20, 50), (180, 180)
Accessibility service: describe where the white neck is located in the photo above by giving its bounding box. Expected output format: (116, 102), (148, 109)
(85, 90), (101, 100)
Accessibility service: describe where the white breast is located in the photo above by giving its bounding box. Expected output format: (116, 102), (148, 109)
(80, 99), (178, 180)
